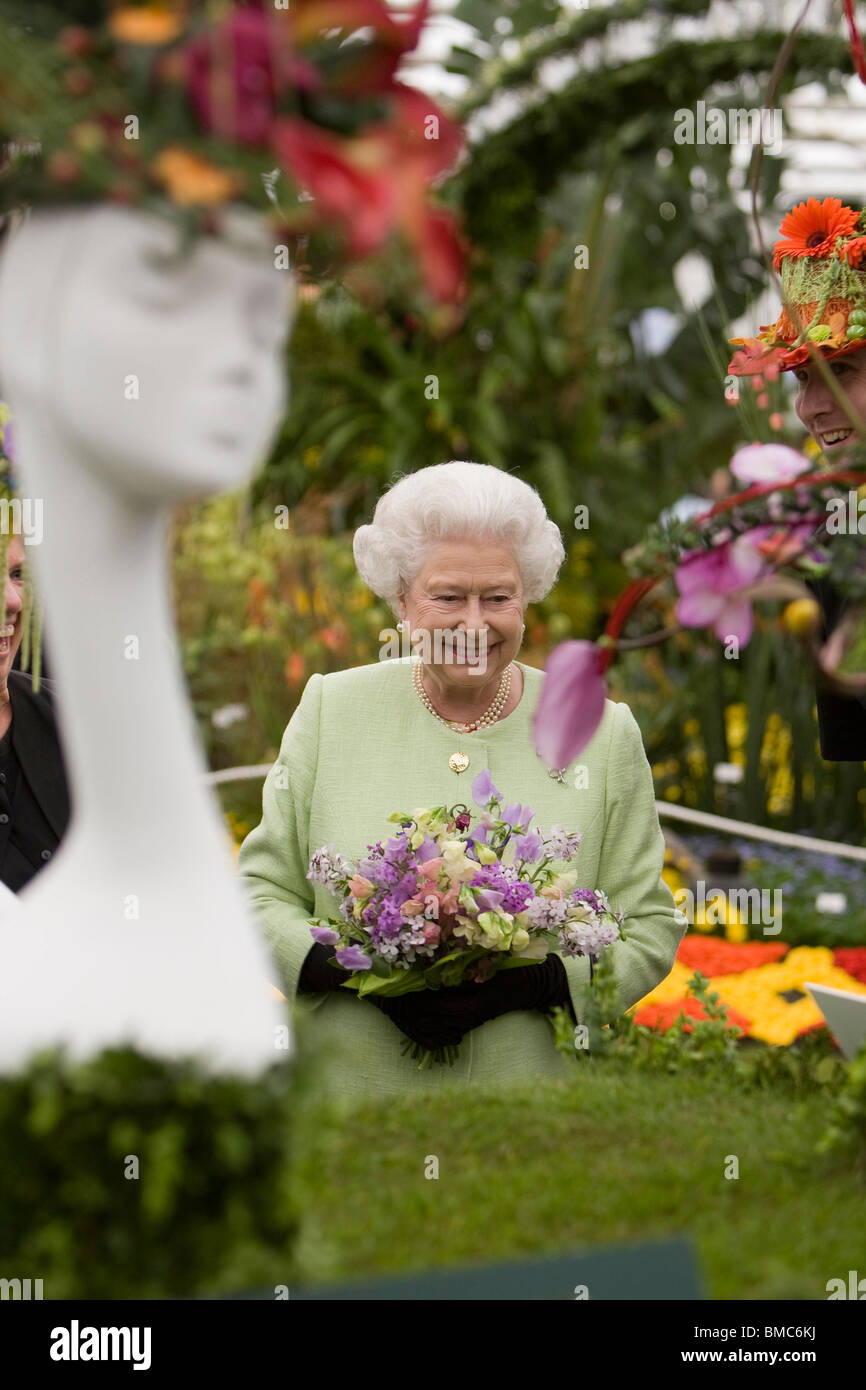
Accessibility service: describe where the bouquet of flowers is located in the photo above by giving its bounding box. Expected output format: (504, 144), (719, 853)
(306, 770), (625, 1066)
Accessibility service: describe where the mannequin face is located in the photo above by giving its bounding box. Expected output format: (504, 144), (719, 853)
(0, 205), (292, 502)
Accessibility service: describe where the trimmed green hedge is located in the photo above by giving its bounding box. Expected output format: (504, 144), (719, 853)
(0, 1047), (297, 1299)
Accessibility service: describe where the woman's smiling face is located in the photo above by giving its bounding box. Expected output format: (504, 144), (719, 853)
(793, 354), (866, 454)
(0, 534), (24, 686)
(398, 538), (524, 689)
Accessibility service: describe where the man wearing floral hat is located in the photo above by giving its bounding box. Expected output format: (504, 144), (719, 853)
(728, 197), (866, 762)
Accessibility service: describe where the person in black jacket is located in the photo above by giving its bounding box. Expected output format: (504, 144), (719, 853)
(727, 195), (866, 762)
(0, 533), (71, 892)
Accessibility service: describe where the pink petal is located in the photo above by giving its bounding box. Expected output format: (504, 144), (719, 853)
(722, 533), (766, 588)
(715, 598), (753, 646)
(532, 640), (607, 769)
(730, 444), (809, 486)
(675, 548), (722, 597)
(676, 591), (724, 627)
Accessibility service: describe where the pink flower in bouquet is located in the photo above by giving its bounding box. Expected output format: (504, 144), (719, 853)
(675, 533), (766, 644)
(418, 856), (444, 883)
(532, 640), (608, 769)
(348, 873), (375, 899)
(729, 443), (810, 486)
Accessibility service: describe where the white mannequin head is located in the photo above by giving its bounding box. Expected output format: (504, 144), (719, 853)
(0, 203), (292, 503)
(0, 200), (294, 1070)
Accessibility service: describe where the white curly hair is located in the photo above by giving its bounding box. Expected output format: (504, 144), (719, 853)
(353, 460), (565, 614)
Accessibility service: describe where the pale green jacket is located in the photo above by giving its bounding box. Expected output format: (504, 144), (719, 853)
(238, 659), (683, 1098)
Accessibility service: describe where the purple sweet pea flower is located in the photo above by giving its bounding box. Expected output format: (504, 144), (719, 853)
(503, 802), (534, 831)
(513, 830), (544, 863)
(473, 888), (505, 913)
(310, 925), (341, 946)
(415, 836), (440, 862)
(532, 640), (608, 769)
(471, 769), (501, 806)
(335, 945), (372, 971)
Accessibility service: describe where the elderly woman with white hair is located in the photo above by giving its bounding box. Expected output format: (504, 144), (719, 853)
(238, 461), (682, 1095)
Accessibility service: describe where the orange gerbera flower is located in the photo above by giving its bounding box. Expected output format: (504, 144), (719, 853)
(772, 198), (859, 271)
(839, 235), (866, 268)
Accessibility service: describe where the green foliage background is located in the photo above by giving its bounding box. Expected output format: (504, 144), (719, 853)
(170, 2), (862, 837)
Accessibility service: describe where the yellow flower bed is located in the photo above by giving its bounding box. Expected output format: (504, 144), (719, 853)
(712, 947), (866, 1046)
(631, 945), (866, 1047)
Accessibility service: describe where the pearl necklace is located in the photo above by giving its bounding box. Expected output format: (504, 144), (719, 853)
(412, 657), (512, 733)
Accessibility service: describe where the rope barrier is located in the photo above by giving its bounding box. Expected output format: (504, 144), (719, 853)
(656, 800), (866, 863)
(206, 764), (274, 785)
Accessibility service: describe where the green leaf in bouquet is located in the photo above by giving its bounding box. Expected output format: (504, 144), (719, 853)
(426, 947), (475, 971)
(369, 953), (393, 978)
(491, 955), (545, 972)
(355, 970), (427, 999)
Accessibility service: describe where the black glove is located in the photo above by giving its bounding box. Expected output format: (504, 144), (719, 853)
(298, 942), (348, 994)
(368, 954), (574, 1051)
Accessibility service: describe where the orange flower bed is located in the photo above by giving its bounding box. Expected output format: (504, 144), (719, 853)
(677, 937), (789, 975)
(635, 995), (751, 1035)
(631, 934), (866, 1046)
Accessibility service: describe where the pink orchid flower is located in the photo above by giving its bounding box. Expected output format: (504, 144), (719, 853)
(532, 640), (608, 769)
(729, 443), (810, 486)
(675, 533), (766, 645)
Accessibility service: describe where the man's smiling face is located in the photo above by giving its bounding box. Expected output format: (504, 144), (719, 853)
(793, 355), (866, 454)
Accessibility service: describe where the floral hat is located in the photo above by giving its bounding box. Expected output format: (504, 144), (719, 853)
(728, 197), (866, 377)
(0, 0), (464, 300)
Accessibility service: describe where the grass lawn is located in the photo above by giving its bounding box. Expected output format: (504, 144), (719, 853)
(289, 1061), (866, 1299)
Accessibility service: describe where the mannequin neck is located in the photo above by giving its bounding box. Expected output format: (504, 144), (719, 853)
(15, 411), (220, 858)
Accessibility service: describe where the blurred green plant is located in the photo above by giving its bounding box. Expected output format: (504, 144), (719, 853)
(552, 967), (850, 1087)
(819, 1035), (866, 1166)
(171, 492), (390, 768)
(0, 1046), (297, 1299)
